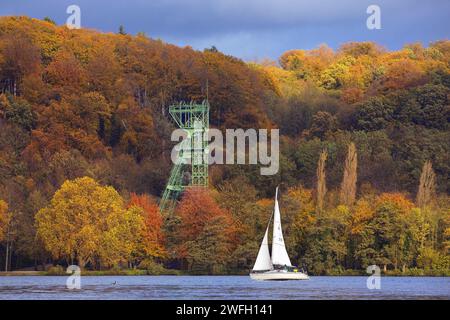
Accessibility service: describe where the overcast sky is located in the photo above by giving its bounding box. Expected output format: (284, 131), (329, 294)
(1, 0), (449, 60)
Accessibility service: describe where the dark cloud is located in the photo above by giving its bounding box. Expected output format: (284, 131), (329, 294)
(1, 0), (449, 59)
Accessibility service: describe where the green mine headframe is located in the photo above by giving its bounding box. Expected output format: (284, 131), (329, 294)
(159, 100), (210, 214)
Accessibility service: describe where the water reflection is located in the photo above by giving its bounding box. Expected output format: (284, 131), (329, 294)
(0, 276), (448, 300)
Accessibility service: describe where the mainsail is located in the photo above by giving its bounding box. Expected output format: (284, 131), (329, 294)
(271, 187), (292, 266)
(252, 225), (273, 271)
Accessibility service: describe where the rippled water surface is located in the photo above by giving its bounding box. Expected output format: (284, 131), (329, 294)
(0, 276), (448, 300)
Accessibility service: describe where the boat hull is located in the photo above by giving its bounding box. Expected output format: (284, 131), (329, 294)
(250, 271), (309, 281)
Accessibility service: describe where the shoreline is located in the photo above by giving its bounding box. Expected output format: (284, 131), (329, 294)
(0, 271), (448, 277)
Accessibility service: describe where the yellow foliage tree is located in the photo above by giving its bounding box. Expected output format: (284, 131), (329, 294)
(99, 205), (146, 268)
(35, 177), (146, 268)
(0, 200), (10, 241)
(375, 192), (414, 215)
(286, 186), (316, 232)
(350, 199), (375, 235)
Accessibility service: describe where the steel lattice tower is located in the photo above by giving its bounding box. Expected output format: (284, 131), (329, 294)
(159, 100), (209, 214)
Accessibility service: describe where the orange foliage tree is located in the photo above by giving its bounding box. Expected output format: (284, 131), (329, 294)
(128, 193), (166, 259)
(172, 188), (238, 272)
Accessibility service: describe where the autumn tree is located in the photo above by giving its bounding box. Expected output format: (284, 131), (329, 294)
(350, 198), (375, 236)
(338, 42), (384, 58)
(416, 160), (436, 208)
(321, 205), (351, 269)
(279, 45), (334, 80)
(0, 199), (13, 271)
(0, 33), (41, 95)
(367, 193), (414, 271)
(216, 176), (263, 242)
(129, 193), (166, 259)
(380, 59), (425, 91)
(172, 188), (238, 272)
(86, 44), (122, 101)
(340, 142), (358, 206)
(35, 177), (146, 269)
(215, 177), (267, 269)
(282, 186), (316, 267)
(100, 205), (146, 268)
(45, 50), (86, 93)
(0, 200), (10, 241)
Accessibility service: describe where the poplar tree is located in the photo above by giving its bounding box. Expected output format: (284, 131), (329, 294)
(416, 160), (436, 208)
(316, 148), (328, 211)
(340, 142), (358, 206)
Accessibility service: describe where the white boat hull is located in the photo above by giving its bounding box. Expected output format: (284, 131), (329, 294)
(250, 270), (309, 281)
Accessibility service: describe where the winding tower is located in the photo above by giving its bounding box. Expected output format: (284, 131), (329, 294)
(159, 100), (210, 214)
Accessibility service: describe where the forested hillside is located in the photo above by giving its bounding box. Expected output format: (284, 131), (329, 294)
(0, 16), (448, 275)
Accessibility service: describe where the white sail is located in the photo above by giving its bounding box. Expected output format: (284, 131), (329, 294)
(252, 225), (273, 271)
(271, 187), (292, 266)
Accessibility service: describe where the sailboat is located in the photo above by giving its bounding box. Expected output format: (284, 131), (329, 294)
(250, 187), (309, 281)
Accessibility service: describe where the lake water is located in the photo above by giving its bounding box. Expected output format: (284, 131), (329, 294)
(0, 276), (448, 300)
